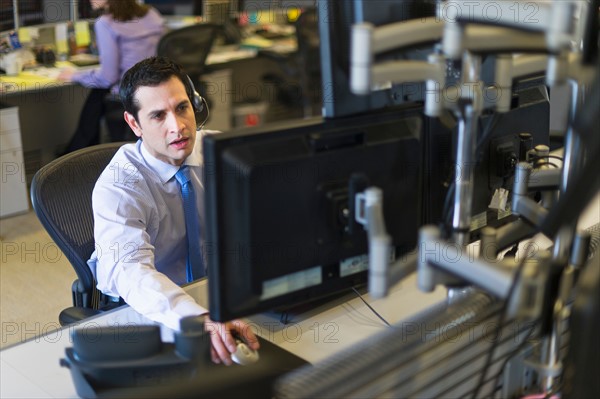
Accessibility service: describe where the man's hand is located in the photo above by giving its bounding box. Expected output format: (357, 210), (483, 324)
(204, 317), (260, 365)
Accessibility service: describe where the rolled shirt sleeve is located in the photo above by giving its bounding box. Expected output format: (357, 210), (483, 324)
(72, 19), (120, 89)
(88, 148), (207, 331)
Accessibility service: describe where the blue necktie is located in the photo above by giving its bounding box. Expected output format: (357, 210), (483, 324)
(175, 166), (205, 282)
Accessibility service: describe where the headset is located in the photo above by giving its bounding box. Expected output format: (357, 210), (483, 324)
(185, 75), (210, 131)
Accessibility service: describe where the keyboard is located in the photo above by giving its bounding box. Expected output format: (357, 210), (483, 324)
(69, 54), (100, 67)
(255, 29), (291, 40)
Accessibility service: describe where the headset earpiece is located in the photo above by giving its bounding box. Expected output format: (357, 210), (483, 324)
(186, 75), (209, 130)
(186, 75), (204, 113)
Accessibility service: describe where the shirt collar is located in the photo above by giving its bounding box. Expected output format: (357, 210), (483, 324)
(138, 137), (203, 185)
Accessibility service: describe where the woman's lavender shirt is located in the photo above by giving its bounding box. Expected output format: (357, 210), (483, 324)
(72, 8), (164, 91)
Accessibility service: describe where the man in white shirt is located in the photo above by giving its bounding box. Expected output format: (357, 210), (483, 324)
(87, 56), (258, 365)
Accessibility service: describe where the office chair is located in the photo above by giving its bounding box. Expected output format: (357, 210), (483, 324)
(103, 93), (136, 143)
(261, 8), (321, 118)
(30, 142), (125, 326)
(157, 23), (220, 105)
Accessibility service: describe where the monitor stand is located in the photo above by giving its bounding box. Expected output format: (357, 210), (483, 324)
(270, 284), (368, 324)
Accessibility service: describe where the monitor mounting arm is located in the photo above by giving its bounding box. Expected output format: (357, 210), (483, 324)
(418, 224), (552, 320)
(441, 0), (578, 59)
(354, 186), (554, 321)
(350, 20), (446, 117)
(355, 188), (393, 299)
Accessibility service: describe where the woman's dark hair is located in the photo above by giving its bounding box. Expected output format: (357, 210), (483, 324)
(107, 0), (150, 22)
(119, 56), (193, 122)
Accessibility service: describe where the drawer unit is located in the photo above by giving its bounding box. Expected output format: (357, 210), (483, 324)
(1, 106), (29, 217)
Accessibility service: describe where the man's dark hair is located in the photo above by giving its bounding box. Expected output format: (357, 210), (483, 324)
(119, 56), (193, 122)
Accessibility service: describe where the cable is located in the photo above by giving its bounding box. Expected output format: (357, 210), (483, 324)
(470, 243), (535, 399)
(351, 287), (392, 327)
(197, 96), (210, 131)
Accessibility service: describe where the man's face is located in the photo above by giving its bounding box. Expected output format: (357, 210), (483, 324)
(124, 76), (197, 166)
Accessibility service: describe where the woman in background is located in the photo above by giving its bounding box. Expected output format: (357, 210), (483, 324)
(58, 0), (164, 153)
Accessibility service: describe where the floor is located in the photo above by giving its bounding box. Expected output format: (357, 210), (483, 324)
(0, 209), (75, 349)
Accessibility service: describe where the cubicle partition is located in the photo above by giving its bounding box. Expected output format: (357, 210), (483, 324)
(1, 83), (90, 182)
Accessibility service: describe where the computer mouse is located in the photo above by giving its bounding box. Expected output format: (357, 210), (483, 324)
(231, 336), (259, 366)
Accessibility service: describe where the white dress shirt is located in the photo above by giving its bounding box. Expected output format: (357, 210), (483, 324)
(87, 135), (211, 330)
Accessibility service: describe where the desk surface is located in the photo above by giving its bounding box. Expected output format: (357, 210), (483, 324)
(0, 272), (447, 399)
(0, 61), (97, 92)
(205, 36), (296, 65)
(0, 35), (296, 94)
(2, 194), (598, 398)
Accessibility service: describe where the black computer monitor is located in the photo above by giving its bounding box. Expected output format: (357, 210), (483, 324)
(203, 106), (423, 322)
(144, 0), (202, 16)
(318, 0), (437, 119)
(423, 78), (550, 236)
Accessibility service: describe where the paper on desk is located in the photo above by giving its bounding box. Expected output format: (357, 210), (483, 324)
(267, 39), (297, 54)
(17, 27), (35, 43)
(55, 23), (69, 54)
(75, 21), (91, 47)
(206, 48), (257, 64)
(241, 36), (274, 49)
(0, 72), (58, 92)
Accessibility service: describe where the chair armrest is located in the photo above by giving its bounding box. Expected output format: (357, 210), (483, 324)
(72, 279), (92, 308)
(59, 307), (104, 326)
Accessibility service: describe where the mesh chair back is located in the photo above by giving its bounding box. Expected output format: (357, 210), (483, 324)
(157, 23), (220, 78)
(30, 143), (124, 307)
